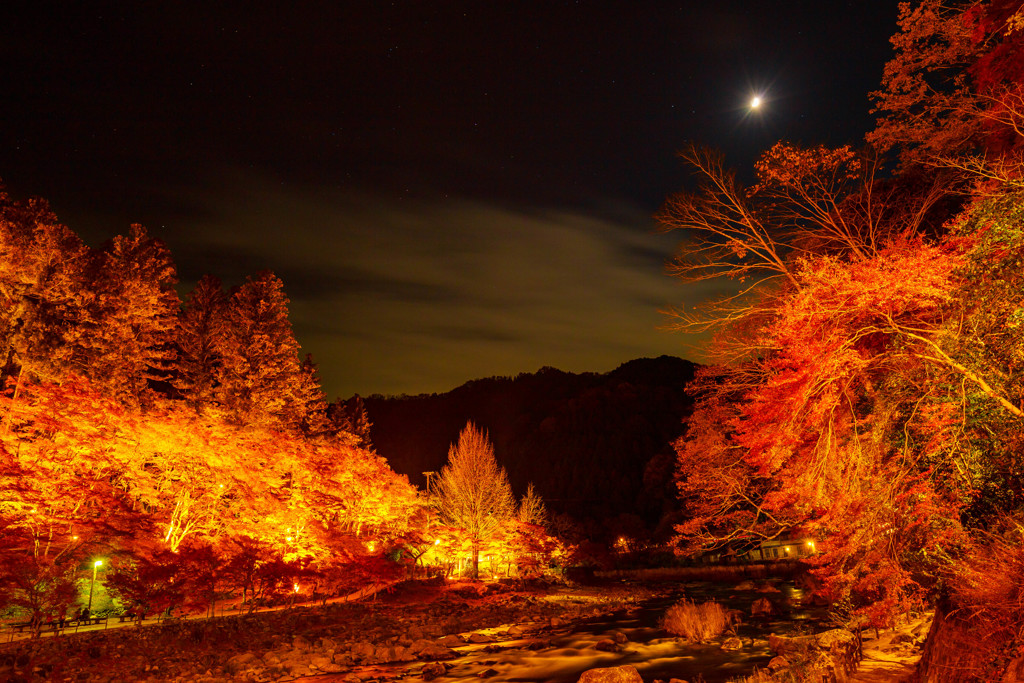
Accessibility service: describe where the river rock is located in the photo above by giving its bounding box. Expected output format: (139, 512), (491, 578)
(411, 638), (457, 659)
(751, 598), (774, 617)
(769, 633), (816, 657)
(757, 582), (781, 593)
(292, 634), (312, 652)
(767, 655), (790, 671)
(351, 641), (376, 662)
(578, 665), (644, 683)
(734, 581), (756, 590)
(375, 644), (415, 662)
(478, 667), (500, 677)
(507, 624), (525, 637)
(468, 632), (496, 643)
(594, 638), (620, 652)
(817, 628), (857, 650)
(720, 636), (743, 651)
(439, 634), (465, 647)
(224, 652), (258, 675)
(421, 661), (447, 681)
(308, 654), (333, 670)
(610, 630), (628, 644)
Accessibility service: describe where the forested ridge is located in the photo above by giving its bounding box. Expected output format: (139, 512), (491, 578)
(363, 355), (697, 537)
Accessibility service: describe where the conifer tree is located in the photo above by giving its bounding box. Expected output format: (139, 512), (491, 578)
(173, 274), (229, 411)
(76, 224), (179, 403)
(434, 422), (515, 578)
(216, 271), (308, 429)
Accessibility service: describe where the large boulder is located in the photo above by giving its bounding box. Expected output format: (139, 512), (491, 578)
(578, 665), (644, 683)
(768, 633), (817, 657)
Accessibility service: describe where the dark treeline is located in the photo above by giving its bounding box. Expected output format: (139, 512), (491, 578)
(362, 356), (697, 542)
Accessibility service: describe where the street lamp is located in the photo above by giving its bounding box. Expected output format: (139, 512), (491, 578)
(87, 560), (103, 612)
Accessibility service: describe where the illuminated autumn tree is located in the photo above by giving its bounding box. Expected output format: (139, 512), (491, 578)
(172, 274), (229, 411)
(216, 271), (326, 430)
(657, 142), (948, 361)
(657, 136), (1024, 627)
(869, 0), (1024, 163)
(0, 189), (88, 387)
(0, 186), (429, 612)
(75, 224), (179, 403)
(434, 422), (516, 578)
(328, 394), (374, 447)
(517, 482), (548, 527)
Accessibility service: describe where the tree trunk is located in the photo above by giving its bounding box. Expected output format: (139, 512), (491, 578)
(471, 542), (480, 579)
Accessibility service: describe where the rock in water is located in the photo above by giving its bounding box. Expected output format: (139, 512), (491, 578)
(751, 597), (774, 617)
(421, 661), (447, 681)
(720, 636), (743, 651)
(578, 665), (643, 683)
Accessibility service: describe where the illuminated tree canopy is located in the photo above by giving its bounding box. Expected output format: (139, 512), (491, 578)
(664, 0), (1024, 635)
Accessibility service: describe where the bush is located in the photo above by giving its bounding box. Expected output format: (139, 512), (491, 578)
(661, 598), (734, 643)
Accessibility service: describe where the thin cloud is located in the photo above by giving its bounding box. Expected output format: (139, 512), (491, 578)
(162, 171), (715, 398)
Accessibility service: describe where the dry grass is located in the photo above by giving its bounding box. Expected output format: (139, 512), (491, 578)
(661, 598), (735, 643)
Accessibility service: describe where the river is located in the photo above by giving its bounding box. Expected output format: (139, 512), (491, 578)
(342, 579), (830, 682)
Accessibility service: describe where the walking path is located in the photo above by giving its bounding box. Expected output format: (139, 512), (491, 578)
(1, 578), (401, 644)
(849, 612), (932, 683)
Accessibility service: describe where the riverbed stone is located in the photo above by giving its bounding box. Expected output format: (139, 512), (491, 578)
(468, 632), (495, 643)
(721, 636), (743, 651)
(224, 652), (258, 674)
(421, 661), (447, 680)
(351, 641), (376, 662)
(594, 638), (620, 652)
(578, 665), (644, 683)
(769, 633), (816, 657)
(751, 598), (774, 617)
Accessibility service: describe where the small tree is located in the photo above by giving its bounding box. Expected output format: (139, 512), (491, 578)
(434, 423), (515, 579)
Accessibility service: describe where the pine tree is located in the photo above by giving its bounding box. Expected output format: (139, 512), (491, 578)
(75, 224), (179, 403)
(216, 271), (308, 429)
(173, 275), (229, 411)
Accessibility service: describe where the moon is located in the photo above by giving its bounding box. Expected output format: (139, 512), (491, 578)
(750, 96), (762, 109)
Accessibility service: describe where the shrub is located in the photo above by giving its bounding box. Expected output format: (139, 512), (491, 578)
(661, 598), (734, 643)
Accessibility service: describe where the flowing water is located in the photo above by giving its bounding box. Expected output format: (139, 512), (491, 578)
(341, 580), (831, 682)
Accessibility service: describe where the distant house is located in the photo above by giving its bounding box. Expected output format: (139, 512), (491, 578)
(742, 537), (817, 562)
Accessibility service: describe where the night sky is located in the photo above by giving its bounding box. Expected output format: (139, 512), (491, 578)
(2, 2), (896, 399)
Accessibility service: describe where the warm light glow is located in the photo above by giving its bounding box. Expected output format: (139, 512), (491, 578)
(367, 541), (376, 552)
(434, 539), (441, 545)
(750, 96), (762, 109)
(293, 583), (300, 593)
(807, 540), (816, 550)
(94, 560), (103, 568)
